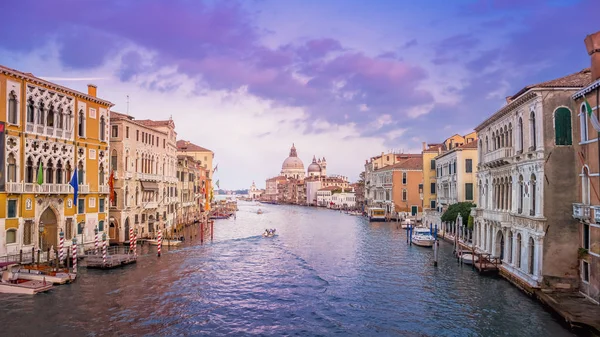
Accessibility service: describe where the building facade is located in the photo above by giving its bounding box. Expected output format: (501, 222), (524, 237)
(1, 65), (113, 258)
(475, 68), (591, 291)
(422, 143), (442, 211)
(371, 155), (423, 215)
(177, 140), (214, 190)
(248, 181), (263, 200)
(435, 141), (479, 209)
(281, 144), (305, 179)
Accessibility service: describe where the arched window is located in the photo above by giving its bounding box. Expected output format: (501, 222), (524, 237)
(530, 111), (536, 150)
(136, 187), (140, 205)
(111, 149), (118, 173)
(508, 123), (513, 147)
(580, 104), (589, 142)
(27, 98), (35, 123)
(66, 108), (72, 131)
(402, 189), (407, 201)
(57, 107), (64, 129)
(56, 160), (64, 184)
(47, 104), (54, 127)
(38, 101), (45, 125)
(7, 153), (17, 182)
(517, 117), (524, 152)
(518, 175), (524, 214)
(99, 164), (105, 185)
(492, 132), (496, 150)
(125, 187), (129, 207)
(65, 161), (72, 183)
(582, 166), (591, 204)
(530, 174), (536, 216)
(78, 160), (84, 184)
(485, 136), (489, 153)
(78, 109), (85, 137)
(100, 116), (106, 141)
(36, 158), (43, 184)
(402, 172), (407, 184)
(554, 107), (572, 145)
(8, 91), (18, 124)
(46, 159), (54, 184)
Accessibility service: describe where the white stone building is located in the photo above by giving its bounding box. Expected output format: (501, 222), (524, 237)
(248, 181), (263, 200)
(331, 190), (356, 209)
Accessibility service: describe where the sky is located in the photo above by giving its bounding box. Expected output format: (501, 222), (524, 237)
(0, 0), (598, 189)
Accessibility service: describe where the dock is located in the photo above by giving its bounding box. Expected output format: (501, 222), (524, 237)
(446, 232), (500, 274)
(84, 246), (137, 269)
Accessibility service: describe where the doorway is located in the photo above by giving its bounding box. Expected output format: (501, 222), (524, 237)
(411, 206), (418, 216)
(40, 207), (58, 250)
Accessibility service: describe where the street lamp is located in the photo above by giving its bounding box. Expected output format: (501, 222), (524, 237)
(39, 220), (45, 251)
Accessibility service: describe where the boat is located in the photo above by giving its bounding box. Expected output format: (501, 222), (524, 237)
(147, 239), (183, 247)
(401, 218), (412, 229)
(411, 227), (435, 247)
(460, 253), (479, 265)
(0, 264), (54, 294)
(262, 229), (276, 238)
(367, 207), (386, 222)
(257, 209), (263, 214)
(15, 265), (76, 284)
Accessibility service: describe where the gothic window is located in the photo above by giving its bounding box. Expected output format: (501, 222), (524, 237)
(530, 174), (536, 216)
(492, 132), (496, 150)
(528, 237), (535, 275)
(485, 136), (489, 153)
(56, 160), (64, 184)
(57, 108), (64, 129)
(402, 172), (407, 184)
(25, 156), (34, 183)
(554, 107), (572, 145)
(136, 187), (140, 206)
(7, 153), (16, 182)
(65, 161), (72, 183)
(46, 159), (54, 184)
(99, 164), (105, 185)
(47, 104), (54, 127)
(66, 108), (73, 131)
(36, 158), (43, 184)
(518, 175), (524, 214)
(27, 98), (34, 123)
(100, 116), (106, 141)
(529, 111), (536, 150)
(508, 123), (513, 147)
(517, 117), (524, 152)
(38, 102), (45, 125)
(78, 109), (85, 137)
(580, 104), (589, 142)
(125, 187), (129, 207)
(8, 91), (18, 124)
(516, 233), (522, 268)
(111, 149), (118, 173)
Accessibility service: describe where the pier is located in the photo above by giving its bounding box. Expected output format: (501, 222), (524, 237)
(84, 246), (137, 269)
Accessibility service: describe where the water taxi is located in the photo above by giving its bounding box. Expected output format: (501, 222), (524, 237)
(411, 227), (435, 247)
(0, 264), (54, 294)
(367, 207), (386, 222)
(262, 229), (276, 237)
(14, 265), (76, 284)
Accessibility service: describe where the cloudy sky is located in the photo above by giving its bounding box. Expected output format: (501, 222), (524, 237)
(1, 0), (598, 189)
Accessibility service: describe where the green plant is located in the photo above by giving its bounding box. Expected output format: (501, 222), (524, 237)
(441, 202), (476, 223)
(578, 247), (589, 260)
(467, 215), (474, 230)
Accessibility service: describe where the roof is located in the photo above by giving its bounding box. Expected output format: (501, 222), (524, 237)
(0, 64), (114, 107)
(510, 68), (592, 101)
(110, 111), (133, 120)
(177, 140), (213, 153)
(318, 186), (341, 191)
(377, 156), (423, 171)
(423, 143), (443, 152)
(458, 141), (478, 149)
(137, 119), (172, 127)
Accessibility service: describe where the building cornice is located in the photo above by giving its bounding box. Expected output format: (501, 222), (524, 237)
(573, 79), (600, 99)
(475, 91), (537, 131)
(1, 67), (114, 107)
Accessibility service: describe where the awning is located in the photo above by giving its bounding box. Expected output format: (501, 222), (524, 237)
(141, 181), (159, 191)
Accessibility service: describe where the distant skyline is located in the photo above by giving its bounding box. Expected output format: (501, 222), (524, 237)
(1, 0), (598, 189)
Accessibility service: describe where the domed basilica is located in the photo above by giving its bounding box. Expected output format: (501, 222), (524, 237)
(280, 144), (327, 179)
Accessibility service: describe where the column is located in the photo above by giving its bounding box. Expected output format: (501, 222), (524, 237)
(534, 235), (543, 278)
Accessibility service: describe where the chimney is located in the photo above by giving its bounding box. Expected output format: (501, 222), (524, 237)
(87, 84), (97, 97)
(585, 31), (600, 81)
(422, 142), (426, 151)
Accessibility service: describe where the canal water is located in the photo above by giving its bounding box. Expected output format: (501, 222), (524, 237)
(1, 202), (575, 336)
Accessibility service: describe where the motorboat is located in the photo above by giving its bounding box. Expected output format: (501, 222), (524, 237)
(257, 209), (263, 214)
(15, 265), (76, 285)
(367, 207), (386, 222)
(0, 264), (54, 294)
(262, 229), (276, 237)
(401, 218), (412, 229)
(460, 253), (479, 265)
(147, 239), (183, 247)
(411, 227), (435, 247)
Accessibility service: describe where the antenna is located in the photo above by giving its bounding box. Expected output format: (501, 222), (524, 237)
(126, 95), (130, 114)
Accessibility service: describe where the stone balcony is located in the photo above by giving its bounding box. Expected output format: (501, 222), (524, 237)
(482, 208), (511, 224)
(144, 201), (158, 209)
(573, 203), (591, 221)
(139, 173), (160, 182)
(482, 147), (514, 168)
(19, 182), (73, 194)
(99, 185), (110, 194)
(25, 122), (73, 140)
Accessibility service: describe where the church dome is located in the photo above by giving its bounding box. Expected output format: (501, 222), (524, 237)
(308, 156), (321, 173)
(281, 144), (304, 170)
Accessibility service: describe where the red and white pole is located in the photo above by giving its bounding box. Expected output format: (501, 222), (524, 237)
(133, 233), (137, 259)
(102, 233), (107, 266)
(59, 230), (64, 264)
(157, 229), (162, 257)
(72, 238), (77, 273)
(94, 228), (99, 255)
(129, 227), (134, 250)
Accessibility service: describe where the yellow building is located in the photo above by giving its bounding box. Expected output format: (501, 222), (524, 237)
(422, 143), (443, 210)
(0, 65), (113, 258)
(177, 140), (214, 189)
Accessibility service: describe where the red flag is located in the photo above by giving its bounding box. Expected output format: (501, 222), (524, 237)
(108, 170), (115, 202)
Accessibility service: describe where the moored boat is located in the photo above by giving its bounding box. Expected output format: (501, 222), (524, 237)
(147, 239), (183, 246)
(15, 265), (76, 285)
(367, 207), (386, 222)
(0, 264), (54, 294)
(411, 227), (435, 247)
(460, 253), (479, 265)
(257, 209), (263, 214)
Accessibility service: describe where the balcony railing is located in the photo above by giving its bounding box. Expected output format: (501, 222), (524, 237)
(144, 201), (158, 209)
(482, 147), (513, 167)
(124, 171), (133, 179)
(20, 183), (72, 194)
(573, 203), (591, 220)
(6, 182), (23, 193)
(99, 185), (110, 194)
(79, 184), (90, 194)
(482, 209), (510, 223)
(25, 123), (74, 140)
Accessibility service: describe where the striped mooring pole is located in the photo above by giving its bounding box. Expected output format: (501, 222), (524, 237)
(59, 229), (64, 264)
(72, 237), (78, 273)
(94, 227), (99, 255)
(133, 232), (137, 259)
(102, 233), (107, 266)
(129, 227), (134, 250)
(157, 229), (162, 257)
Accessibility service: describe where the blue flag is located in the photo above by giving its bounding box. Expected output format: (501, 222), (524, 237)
(69, 168), (79, 206)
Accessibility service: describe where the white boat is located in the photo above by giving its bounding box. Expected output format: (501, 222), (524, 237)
(14, 266), (76, 285)
(262, 229), (276, 237)
(257, 209), (263, 214)
(147, 239), (183, 247)
(0, 265), (53, 294)
(411, 227), (435, 247)
(401, 219), (412, 229)
(460, 253), (479, 265)
(367, 207), (386, 222)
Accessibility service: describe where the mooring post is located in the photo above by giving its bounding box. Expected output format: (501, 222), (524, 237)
(211, 220), (214, 241)
(433, 240), (438, 267)
(19, 249), (23, 264)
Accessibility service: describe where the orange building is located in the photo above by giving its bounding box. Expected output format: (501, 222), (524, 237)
(371, 154), (423, 215)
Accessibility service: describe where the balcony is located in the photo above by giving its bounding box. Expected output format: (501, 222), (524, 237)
(79, 184), (90, 194)
(593, 206), (600, 224)
(6, 182), (24, 193)
(482, 147), (513, 168)
(21, 183), (72, 194)
(482, 209), (510, 224)
(139, 173), (160, 182)
(25, 122), (74, 140)
(573, 203), (591, 221)
(124, 171), (133, 179)
(144, 201), (158, 209)
(99, 185), (109, 194)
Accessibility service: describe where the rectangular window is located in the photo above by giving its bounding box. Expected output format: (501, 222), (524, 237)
(582, 261), (590, 283)
(78, 199), (85, 214)
(430, 159), (435, 170)
(135, 214), (139, 224)
(430, 183), (436, 194)
(136, 130), (139, 141)
(126, 126), (130, 138)
(23, 220), (33, 245)
(583, 223), (590, 250)
(98, 220), (105, 232)
(111, 125), (119, 138)
(77, 222), (84, 235)
(430, 200), (436, 208)
(465, 183), (473, 201)
(99, 199), (105, 213)
(465, 159), (473, 173)
(163, 139), (166, 148)
(7, 200), (17, 218)
(89, 197), (96, 209)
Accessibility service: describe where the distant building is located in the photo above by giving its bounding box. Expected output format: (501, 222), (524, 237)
(248, 181), (263, 200)
(177, 140), (214, 188)
(370, 154), (423, 215)
(281, 144), (305, 179)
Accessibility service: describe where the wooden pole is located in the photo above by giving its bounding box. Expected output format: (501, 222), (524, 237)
(211, 220), (214, 241)
(433, 240), (438, 267)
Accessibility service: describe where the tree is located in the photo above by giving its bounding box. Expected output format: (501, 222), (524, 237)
(358, 171), (365, 185)
(441, 202), (476, 223)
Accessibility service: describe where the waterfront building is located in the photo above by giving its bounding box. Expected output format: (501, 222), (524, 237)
(305, 176), (322, 206)
(248, 181), (263, 200)
(474, 67), (592, 291)
(176, 155), (203, 234)
(364, 152), (420, 209)
(108, 112), (178, 242)
(0, 65), (113, 258)
(422, 143), (443, 211)
(351, 182), (365, 211)
(177, 140), (214, 189)
(316, 186), (338, 207)
(571, 31), (600, 304)
(435, 141), (479, 209)
(264, 176), (287, 202)
(331, 189), (356, 209)
(370, 154), (423, 215)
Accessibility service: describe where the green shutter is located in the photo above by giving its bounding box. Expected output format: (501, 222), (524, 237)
(555, 108), (572, 145)
(465, 183), (473, 200)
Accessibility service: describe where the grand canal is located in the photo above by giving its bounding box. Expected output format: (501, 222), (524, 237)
(2, 202), (575, 336)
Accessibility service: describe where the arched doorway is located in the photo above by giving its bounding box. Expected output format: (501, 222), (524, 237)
(109, 218), (118, 244)
(124, 217), (130, 244)
(495, 230), (504, 260)
(40, 207), (58, 250)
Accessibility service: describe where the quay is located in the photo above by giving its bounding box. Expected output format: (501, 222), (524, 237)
(85, 246), (137, 270)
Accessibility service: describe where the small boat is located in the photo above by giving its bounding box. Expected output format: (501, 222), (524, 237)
(257, 209), (263, 214)
(0, 264), (54, 295)
(147, 239), (183, 247)
(367, 207), (386, 222)
(411, 227), (435, 247)
(15, 265), (76, 285)
(262, 229), (276, 237)
(401, 219), (412, 229)
(460, 253), (479, 265)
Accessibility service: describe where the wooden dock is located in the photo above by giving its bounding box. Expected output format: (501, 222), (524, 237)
(454, 237), (500, 274)
(84, 246), (137, 269)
